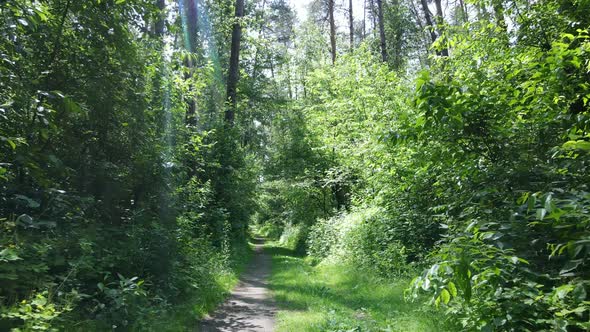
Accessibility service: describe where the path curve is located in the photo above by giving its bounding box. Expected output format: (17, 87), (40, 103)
(200, 239), (276, 332)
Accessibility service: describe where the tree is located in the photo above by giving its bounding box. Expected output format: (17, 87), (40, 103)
(376, 0), (387, 61)
(181, 0), (199, 125)
(226, 0), (245, 124)
(419, 0), (437, 45)
(328, 0), (336, 64)
(433, 0), (448, 56)
(155, 0), (166, 36)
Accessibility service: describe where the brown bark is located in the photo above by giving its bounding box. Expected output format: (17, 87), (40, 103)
(226, 0), (245, 125)
(328, 0), (336, 64)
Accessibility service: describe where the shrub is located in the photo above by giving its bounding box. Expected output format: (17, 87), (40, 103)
(307, 207), (410, 277)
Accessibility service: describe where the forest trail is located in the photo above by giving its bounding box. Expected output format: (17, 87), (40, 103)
(199, 239), (276, 332)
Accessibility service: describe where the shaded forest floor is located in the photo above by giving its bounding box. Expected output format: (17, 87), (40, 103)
(266, 243), (453, 332)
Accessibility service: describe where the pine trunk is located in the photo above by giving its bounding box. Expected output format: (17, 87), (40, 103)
(226, 0), (245, 124)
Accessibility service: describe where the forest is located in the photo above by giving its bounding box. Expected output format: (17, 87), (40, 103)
(0, 0), (589, 330)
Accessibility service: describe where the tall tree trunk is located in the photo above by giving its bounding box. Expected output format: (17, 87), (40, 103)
(376, 0), (387, 62)
(349, 0), (354, 51)
(434, 0), (448, 56)
(182, 0), (198, 125)
(328, 0), (337, 64)
(155, 0), (166, 36)
(459, 0), (468, 23)
(226, 0), (245, 125)
(420, 0), (437, 44)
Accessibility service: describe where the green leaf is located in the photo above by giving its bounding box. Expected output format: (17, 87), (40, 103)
(554, 284), (574, 299)
(31, 296), (47, 307)
(560, 259), (583, 275)
(544, 194), (553, 213)
(0, 248), (22, 262)
(448, 282), (458, 297)
(563, 140), (590, 151)
(441, 288), (451, 304)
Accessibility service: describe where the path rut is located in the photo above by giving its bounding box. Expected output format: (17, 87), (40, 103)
(199, 239), (276, 332)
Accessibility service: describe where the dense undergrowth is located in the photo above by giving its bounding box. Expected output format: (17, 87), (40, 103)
(0, 1), (256, 330)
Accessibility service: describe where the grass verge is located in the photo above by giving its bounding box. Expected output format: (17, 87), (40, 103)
(266, 243), (452, 332)
(134, 240), (254, 331)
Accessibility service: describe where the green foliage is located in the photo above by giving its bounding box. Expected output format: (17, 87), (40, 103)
(308, 208), (411, 278)
(0, 0), (258, 330)
(1, 292), (70, 332)
(406, 19), (590, 332)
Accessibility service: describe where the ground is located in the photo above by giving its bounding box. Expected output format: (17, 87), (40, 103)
(199, 238), (276, 332)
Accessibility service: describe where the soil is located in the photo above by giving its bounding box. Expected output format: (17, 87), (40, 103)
(199, 239), (276, 332)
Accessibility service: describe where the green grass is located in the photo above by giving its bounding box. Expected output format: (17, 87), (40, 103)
(266, 244), (452, 332)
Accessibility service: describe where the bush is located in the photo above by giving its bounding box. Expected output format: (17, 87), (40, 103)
(307, 207), (410, 277)
(256, 223), (283, 240)
(279, 223), (308, 254)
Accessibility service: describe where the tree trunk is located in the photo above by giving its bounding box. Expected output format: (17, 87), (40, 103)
(349, 0), (354, 51)
(420, 0), (437, 45)
(434, 0), (448, 56)
(182, 0), (198, 125)
(328, 0), (337, 64)
(376, 0), (387, 62)
(459, 0), (468, 23)
(226, 0), (245, 125)
(155, 0), (166, 36)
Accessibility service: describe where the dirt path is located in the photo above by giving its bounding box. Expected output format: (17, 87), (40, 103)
(199, 239), (276, 332)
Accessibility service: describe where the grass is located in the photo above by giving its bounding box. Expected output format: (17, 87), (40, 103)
(266, 243), (452, 332)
